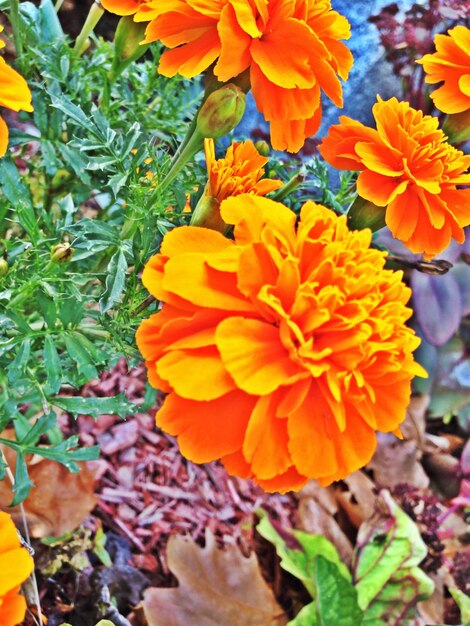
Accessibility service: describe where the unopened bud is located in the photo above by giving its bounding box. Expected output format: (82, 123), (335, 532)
(347, 195), (386, 233)
(196, 84), (246, 139)
(442, 109), (470, 144)
(0, 258), (8, 276)
(254, 140), (270, 157)
(51, 243), (74, 263)
(113, 16), (148, 63)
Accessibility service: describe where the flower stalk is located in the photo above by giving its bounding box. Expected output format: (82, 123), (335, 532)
(74, 0), (105, 55)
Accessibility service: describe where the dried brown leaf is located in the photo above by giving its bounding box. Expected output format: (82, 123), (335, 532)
(0, 435), (97, 537)
(295, 480), (353, 566)
(334, 471), (376, 528)
(142, 531), (287, 626)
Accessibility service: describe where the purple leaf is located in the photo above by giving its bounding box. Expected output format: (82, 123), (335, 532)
(450, 263), (470, 316)
(411, 272), (462, 346)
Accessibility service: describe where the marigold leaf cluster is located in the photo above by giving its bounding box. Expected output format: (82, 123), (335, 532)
(136, 195), (426, 492)
(0, 512), (34, 626)
(319, 96), (470, 258)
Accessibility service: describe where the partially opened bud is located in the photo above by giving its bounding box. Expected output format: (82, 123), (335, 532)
(51, 243), (74, 263)
(196, 84), (246, 139)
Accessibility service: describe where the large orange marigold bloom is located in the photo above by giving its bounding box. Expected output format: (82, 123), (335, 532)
(134, 0), (353, 152)
(136, 195), (425, 493)
(418, 25), (470, 114)
(0, 31), (33, 158)
(0, 512), (34, 626)
(319, 97), (470, 257)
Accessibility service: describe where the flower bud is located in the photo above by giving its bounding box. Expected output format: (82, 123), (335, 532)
(442, 109), (470, 144)
(0, 258), (8, 277)
(254, 140), (270, 157)
(196, 84), (246, 139)
(347, 195), (386, 233)
(113, 16), (148, 63)
(51, 243), (74, 263)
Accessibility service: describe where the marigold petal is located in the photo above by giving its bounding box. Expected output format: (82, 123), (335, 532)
(155, 28), (221, 77)
(220, 194), (296, 246)
(319, 116), (379, 170)
(355, 141), (404, 176)
(385, 187), (421, 242)
(357, 170), (408, 206)
(256, 466), (308, 493)
(0, 589), (27, 626)
(100, 0), (142, 14)
(215, 4), (251, 81)
(156, 391), (256, 462)
(157, 346), (236, 400)
(250, 19), (318, 89)
(0, 58), (33, 113)
(162, 253), (253, 311)
(161, 225), (232, 256)
(0, 550), (34, 596)
(0, 115), (8, 158)
(243, 394), (292, 480)
(216, 317), (304, 395)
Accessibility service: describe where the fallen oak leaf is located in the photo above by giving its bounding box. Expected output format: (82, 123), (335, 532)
(0, 432), (97, 537)
(142, 530), (288, 626)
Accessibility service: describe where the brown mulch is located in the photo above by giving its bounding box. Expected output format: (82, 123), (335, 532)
(73, 359), (297, 577)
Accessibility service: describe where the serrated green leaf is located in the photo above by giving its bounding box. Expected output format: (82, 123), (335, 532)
(44, 335), (62, 395)
(49, 93), (92, 129)
(11, 453), (35, 506)
(64, 333), (98, 381)
(37, 290), (57, 329)
(256, 510), (350, 598)
(7, 338), (31, 383)
(18, 412), (57, 448)
(51, 393), (136, 418)
(100, 248), (127, 313)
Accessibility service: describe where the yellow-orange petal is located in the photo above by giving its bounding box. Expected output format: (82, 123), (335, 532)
(101, 0), (143, 15)
(216, 317), (304, 395)
(0, 115), (8, 157)
(0, 58), (33, 113)
(156, 346), (236, 400)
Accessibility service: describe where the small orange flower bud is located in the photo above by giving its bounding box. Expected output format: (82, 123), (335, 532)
(196, 84), (246, 140)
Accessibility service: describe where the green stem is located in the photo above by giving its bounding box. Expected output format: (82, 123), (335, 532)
(74, 0), (105, 55)
(9, 0), (23, 66)
(55, 0), (65, 11)
(270, 169), (306, 203)
(144, 126), (204, 212)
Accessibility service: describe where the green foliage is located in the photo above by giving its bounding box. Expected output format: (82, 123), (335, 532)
(0, 4), (199, 502)
(259, 495), (434, 626)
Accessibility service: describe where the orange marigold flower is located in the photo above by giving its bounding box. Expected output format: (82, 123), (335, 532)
(0, 511), (34, 626)
(0, 29), (33, 158)
(204, 137), (282, 202)
(319, 97), (470, 258)
(191, 138), (282, 229)
(418, 25), (470, 114)
(136, 195), (425, 493)
(134, 0), (353, 152)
